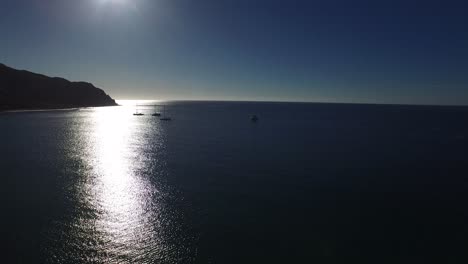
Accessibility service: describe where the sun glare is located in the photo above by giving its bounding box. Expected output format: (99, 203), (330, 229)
(102, 0), (126, 3)
(95, 0), (140, 13)
(97, 0), (129, 6)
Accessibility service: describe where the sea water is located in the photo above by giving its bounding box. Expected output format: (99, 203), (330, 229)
(1, 101), (468, 263)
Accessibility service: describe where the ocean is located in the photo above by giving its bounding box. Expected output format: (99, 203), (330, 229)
(1, 101), (468, 263)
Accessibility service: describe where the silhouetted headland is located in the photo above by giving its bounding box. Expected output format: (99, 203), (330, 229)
(0, 63), (117, 111)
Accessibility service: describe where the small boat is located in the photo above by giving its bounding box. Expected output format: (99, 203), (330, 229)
(151, 105), (162, 116)
(133, 103), (144, 116)
(251, 115), (259, 122)
(159, 104), (172, 121)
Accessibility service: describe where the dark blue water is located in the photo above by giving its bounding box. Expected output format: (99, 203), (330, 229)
(1, 101), (468, 263)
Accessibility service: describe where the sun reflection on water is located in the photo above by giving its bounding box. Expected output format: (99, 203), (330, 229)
(78, 105), (168, 261)
(41, 103), (193, 263)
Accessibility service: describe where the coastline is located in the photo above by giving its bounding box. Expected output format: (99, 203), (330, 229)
(0, 104), (120, 113)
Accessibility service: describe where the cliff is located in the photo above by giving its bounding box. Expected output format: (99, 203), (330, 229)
(0, 63), (118, 111)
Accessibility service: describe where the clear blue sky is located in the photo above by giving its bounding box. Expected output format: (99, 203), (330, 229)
(1, 0), (468, 104)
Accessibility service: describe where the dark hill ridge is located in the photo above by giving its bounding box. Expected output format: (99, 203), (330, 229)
(0, 63), (117, 111)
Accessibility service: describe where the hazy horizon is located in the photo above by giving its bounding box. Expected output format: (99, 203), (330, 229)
(2, 0), (468, 105)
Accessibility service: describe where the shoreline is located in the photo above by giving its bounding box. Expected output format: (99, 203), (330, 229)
(0, 104), (120, 113)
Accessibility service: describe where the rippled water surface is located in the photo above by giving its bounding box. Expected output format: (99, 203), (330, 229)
(2, 101), (468, 263)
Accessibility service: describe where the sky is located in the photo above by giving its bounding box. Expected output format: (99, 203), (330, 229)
(1, 0), (468, 105)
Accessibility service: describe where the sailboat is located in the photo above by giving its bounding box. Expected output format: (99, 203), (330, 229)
(152, 105), (161, 116)
(133, 103), (144, 116)
(160, 104), (172, 121)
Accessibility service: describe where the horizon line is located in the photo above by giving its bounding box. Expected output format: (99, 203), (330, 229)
(114, 99), (468, 108)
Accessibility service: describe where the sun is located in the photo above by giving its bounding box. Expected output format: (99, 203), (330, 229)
(95, 0), (139, 12)
(98, 0), (128, 5)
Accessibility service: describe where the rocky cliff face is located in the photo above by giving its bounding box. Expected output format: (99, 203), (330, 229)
(0, 63), (117, 110)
